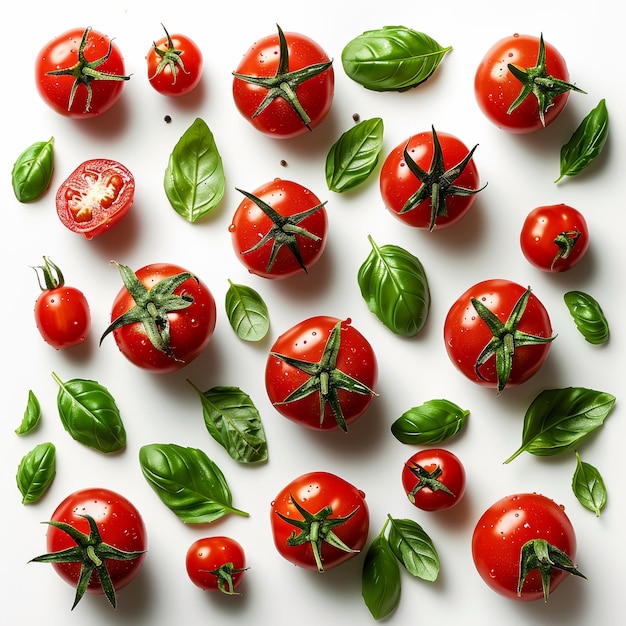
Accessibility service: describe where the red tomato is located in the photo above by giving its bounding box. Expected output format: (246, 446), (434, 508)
(444, 279), (554, 391)
(230, 179), (328, 279)
(265, 316), (378, 431)
(401, 448), (466, 511)
(33, 256), (90, 349)
(101, 262), (217, 373)
(35, 27), (129, 118)
(380, 127), (484, 230)
(232, 25), (334, 138)
(270, 471), (369, 572)
(31, 487), (146, 609)
(472, 493), (585, 601)
(186, 537), (247, 594)
(55, 159), (135, 240)
(146, 25), (203, 96)
(520, 204), (589, 272)
(474, 33), (582, 133)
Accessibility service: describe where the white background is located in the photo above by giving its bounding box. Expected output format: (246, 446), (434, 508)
(2, 1), (624, 624)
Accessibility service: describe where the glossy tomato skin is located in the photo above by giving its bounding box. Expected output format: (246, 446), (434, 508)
(232, 31), (334, 138)
(35, 28), (127, 118)
(110, 263), (216, 372)
(186, 537), (246, 593)
(271, 471), (369, 571)
(35, 285), (90, 349)
(444, 279), (552, 388)
(401, 448), (466, 511)
(265, 316), (378, 431)
(520, 204), (589, 272)
(230, 179), (328, 279)
(380, 131), (481, 229)
(472, 493), (577, 601)
(474, 34), (571, 133)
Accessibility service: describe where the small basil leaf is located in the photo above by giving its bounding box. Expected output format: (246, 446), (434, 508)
(325, 117), (384, 192)
(12, 137), (55, 203)
(572, 451), (606, 517)
(391, 399), (469, 444)
(164, 117), (225, 222)
(225, 279), (270, 342)
(16, 442), (56, 504)
(361, 533), (401, 620)
(387, 515), (439, 581)
(564, 290), (610, 345)
(15, 390), (42, 435)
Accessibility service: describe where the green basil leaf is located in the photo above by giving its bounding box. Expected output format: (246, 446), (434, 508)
(361, 533), (401, 620)
(325, 117), (384, 192)
(164, 117), (225, 222)
(572, 451), (606, 516)
(556, 99), (609, 182)
(358, 235), (430, 337)
(342, 26), (452, 92)
(188, 382), (268, 463)
(391, 399), (469, 444)
(225, 279), (270, 342)
(15, 390), (42, 435)
(52, 372), (126, 453)
(387, 515), (439, 581)
(16, 442), (56, 504)
(11, 137), (55, 203)
(505, 387), (616, 463)
(564, 290), (610, 345)
(139, 443), (249, 523)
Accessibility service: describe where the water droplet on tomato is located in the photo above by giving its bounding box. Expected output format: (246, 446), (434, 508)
(228, 224), (236, 232)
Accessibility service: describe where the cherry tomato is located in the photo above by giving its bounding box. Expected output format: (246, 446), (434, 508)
(186, 537), (247, 595)
(401, 448), (466, 511)
(270, 471), (369, 572)
(380, 127), (484, 230)
(31, 487), (146, 609)
(474, 33), (582, 133)
(101, 262), (217, 373)
(32, 256), (90, 349)
(265, 316), (378, 431)
(230, 179), (328, 279)
(35, 27), (129, 119)
(472, 493), (585, 601)
(232, 24), (334, 138)
(146, 25), (203, 96)
(55, 158), (135, 240)
(444, 279), (554, 391)
(520, 204), (589, 272)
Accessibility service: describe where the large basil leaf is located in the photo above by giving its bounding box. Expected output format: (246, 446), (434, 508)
(139, 443), (249, 523)
(52, 373), (126, 453)
(361, 533), (401, 620)
(12, 137), (55, 202)
(358, 235), (430, 337)
(225, 279), (270, 342)
(342, 26), (452, 92)
(15, 390), (42, 435)
(188, 382), (268, 463)
(16, 442), (56, 504)
(325, 117), (384, 192)
(572, 451), (606, 516)
(164, 117), (225, 222)
(391, 399), (469, 444)
(387, 515), (439, 581)
(564, 290), (610, 345)
(505, 387), (616, 462)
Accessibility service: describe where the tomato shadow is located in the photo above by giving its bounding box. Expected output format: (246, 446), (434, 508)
(85, 201), (142, 259)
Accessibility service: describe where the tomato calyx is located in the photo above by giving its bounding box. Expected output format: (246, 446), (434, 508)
(32, 256), (65, 291)
(204, 562), (248, 595)
(149, 24), (189, 84)
(506, 33), (585, 126)
(232, 24), (333, 131)
(404, 462), (455, 502)
(30, 514), (145, 609)
(400, 126), (485, 231)
(551, 229), (582, 270)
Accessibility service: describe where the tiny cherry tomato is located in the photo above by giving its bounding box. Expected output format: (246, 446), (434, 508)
(520, 204), (589, 272)
(401, 448), (466, 511)
(186, 537), (247, 595)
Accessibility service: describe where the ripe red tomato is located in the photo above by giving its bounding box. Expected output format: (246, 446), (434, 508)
(474, 33), (582, 133)
(265, 316), (378, 431)
(101, 262), (217, 373)
(520, 204), (589, 272)
(31, 487), (146, 609)
(55, 158), (135, 240)
(186, 536), (247, 594)
(472, 493), (585, 601)
(444, 279), (554, 391)
(380, 127), (484, 230)
(230, 179), (328, 279)
(146, 25), (203, 96)
(35, 27), (129, 119)
(270, 471), (369, 572)
(232, 24), (334, 138)
(32, 256), (90, 349)
(401, 448), (466, 511)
